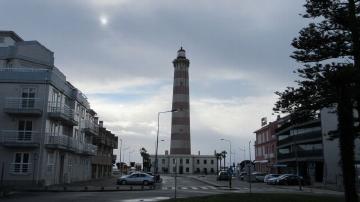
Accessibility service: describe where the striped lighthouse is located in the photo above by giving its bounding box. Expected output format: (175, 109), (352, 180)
(170, 47), (191, 155)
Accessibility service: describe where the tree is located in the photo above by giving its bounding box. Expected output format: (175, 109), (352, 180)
(215, 153), (222, 173)
(274, 1), (360, 201)
(221, 151), (227, 169)
(140, 147), (151, 172)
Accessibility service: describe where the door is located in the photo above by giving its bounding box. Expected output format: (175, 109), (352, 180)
(59, 155), (65, 184)
(14, 152), (30, 173)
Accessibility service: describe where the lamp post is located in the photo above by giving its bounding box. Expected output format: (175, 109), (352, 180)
(119, 138), (123, 175)
(239, 147), (246, 161)
(220, 139), (232, 168)
(129, 150), (135, 165)
(155, 109), (178, 174)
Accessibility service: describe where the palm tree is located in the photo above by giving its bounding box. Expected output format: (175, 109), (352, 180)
(221, 150), (227, 169)
(140, 147), (150, 172)
(215, 153), (222, 173)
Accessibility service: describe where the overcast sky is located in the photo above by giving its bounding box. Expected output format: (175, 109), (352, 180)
(1, 0), (307, 164)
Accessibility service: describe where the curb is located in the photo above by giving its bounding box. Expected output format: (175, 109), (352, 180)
(9, 185), (158, 193)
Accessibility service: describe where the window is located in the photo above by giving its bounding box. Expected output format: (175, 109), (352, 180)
(211, 160), (214, 164)
(21, 87), (36, 108)
(211, 168), (214, 173)
(203, 160), (207, 164)
(197, 159), (200, 164)
(180, 158), (183, 164)
(162, 159), (165, 164)
(18, 120), (32, 141)
(173, 158), (175, 164)
(13, 152), (30, 173)
(186, 159), (189, 164)
(186, 167), (189, 172)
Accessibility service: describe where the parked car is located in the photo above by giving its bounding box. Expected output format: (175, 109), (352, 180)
(264, 174), (281, 183)
(266, 174), (291, 185)
(252, 172), (266, 182)
(276, 174), (304, 185)
(117, 172), (155, 185)
(217, 171), (230, 181)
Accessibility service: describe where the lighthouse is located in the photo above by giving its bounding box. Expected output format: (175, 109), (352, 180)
(170, 47), (191, 155)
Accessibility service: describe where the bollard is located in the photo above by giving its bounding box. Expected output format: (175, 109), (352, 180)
(84, 186), (88, 191)
(101, 186), (104, 191)
(63, 186), (67, 191)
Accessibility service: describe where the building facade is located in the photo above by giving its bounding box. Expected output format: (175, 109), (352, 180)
(321, 107), (360, 188)
(150, 152), (217, 174)
(0, 31), (116, 186)
(276, 119), (324, 183)
(254, 120), (278, 173)
(91, 121), (118, 179)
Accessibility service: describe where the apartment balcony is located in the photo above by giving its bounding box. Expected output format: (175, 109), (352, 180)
(45, 134), (76, 151)
(94, 136), (105, 145)
(45, 134), (97, 155)
(47, 103), (78, 126)
(4, 98), (43, 116)
(0, 130), (40, 147)
(278, 129), (322, 146)
(83, 121), (99, 136)
(9, 163), (32, 175)
(277, 149), (323, 161)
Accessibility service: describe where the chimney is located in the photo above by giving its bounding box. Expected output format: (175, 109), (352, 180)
(99, 121), (103, 127)
(198, 151), (200, 155)
(165, 150), (169, 155)
(94, 117), (99, 124)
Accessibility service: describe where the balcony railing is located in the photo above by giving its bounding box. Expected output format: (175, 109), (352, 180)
(4, 98), (42, 116)
(47, 102), (78, 126)
(9, 163), (32, 175)
(277, 149), (323, 160)
(83, 121), (99, 136)
(45, 134), (97, 155)
(278, 129), (322, 146)
(0, 130), (40, 147)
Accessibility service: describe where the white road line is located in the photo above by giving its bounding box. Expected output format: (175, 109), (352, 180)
(181, 187), (188, 190)
(199, 186), (209, 190)
(208, 186), (217, 189)
(190, 186), (198, 190)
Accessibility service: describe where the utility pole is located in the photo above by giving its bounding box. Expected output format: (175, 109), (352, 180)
(248, 140), (252, 194)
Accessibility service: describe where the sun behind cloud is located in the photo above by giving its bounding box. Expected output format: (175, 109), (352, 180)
(100, 15), (108, 26)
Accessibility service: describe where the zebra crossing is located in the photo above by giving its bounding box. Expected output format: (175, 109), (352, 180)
(161, 186), (243, 190)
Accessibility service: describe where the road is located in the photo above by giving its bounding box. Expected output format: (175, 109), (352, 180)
(1, 175), (342, 202)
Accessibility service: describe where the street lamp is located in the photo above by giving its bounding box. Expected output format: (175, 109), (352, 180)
(220, 138), (232, 168)
(119, 138), (123, 174)
(155, 109), (178, 174)
(239, 146), (246, 161)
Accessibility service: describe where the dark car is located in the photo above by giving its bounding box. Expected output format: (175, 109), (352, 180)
(217, 171), (230, 181)
(276, 174), (304, 185)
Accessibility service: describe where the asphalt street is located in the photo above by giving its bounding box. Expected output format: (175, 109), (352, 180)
(1, 175), (343, 202)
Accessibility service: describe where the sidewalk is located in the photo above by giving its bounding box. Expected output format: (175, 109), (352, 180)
(2, 175), (157, 193)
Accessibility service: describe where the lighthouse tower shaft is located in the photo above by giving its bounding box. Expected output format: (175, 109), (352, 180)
(170, 48), (191, 155)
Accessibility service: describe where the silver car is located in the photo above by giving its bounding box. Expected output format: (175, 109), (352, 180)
(117, 172), (155, 185)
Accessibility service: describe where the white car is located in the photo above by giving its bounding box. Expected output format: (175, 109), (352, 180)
(264, 174), (280, 183)
(117, 172), (155, 185)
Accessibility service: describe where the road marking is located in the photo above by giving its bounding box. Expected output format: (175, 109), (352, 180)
(207, 186), (217, 189)
(199, 186), (209, 190)
(190, 186), (198, 190)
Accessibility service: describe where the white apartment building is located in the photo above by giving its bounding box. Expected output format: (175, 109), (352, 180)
(0, 31), (104, 186)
